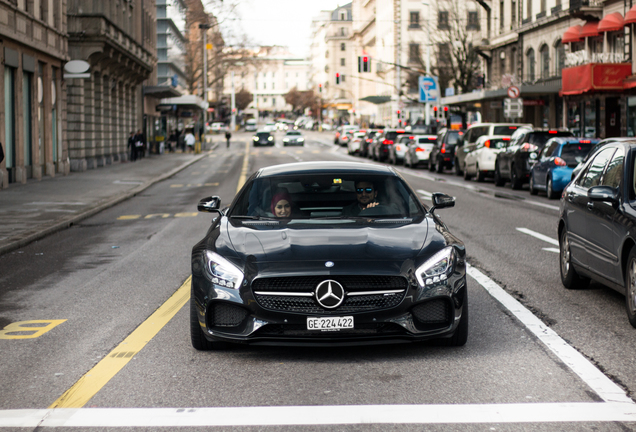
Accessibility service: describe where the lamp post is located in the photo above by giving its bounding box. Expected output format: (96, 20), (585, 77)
(199, 23), (211, 149)
(422, 2), (432, 126)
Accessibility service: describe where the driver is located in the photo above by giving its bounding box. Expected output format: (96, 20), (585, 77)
(342, 180), (380, 216)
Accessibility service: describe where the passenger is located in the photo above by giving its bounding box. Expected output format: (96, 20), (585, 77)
(342, 180), (380, 216)
(271, 191), (293, 218)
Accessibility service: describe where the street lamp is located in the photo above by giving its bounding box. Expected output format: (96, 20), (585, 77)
(422, 2), (432, 126)
(199, 23), (211, 149)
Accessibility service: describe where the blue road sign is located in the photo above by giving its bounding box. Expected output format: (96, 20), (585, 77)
(419, 76), (439, 103)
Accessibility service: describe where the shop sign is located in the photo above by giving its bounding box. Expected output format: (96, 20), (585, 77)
(561, 63), (631, 95)
(523, 100), (545, 106)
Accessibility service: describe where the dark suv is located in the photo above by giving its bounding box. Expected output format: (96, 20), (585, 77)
(253, 131), (275, 146)
(429, 129), (464, 173)
(370, 129), (408, 162)
(494, 128), (573, 189)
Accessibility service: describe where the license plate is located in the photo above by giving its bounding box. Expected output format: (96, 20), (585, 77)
(307, 316), (354, 331)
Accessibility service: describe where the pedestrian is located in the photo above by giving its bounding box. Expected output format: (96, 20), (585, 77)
(225, 130), (232, 148)
(134, 130), (145, 159)
(168, 130), (177, 153)
(127, 131), (136, 162)
(185, 129), (195, 153)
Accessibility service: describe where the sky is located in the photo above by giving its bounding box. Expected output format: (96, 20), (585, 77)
(232, 0), (346, 57)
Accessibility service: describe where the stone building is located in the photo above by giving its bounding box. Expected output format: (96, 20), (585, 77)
(65, 0), (155, 172)
(0, 0), (69, 188)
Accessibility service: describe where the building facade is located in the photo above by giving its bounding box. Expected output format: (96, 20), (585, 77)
(0, 0), (69, 188)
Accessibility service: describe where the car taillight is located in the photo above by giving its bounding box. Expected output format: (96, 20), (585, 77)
(441, 143), (446, 154)
(336, 133), (340, 137)
(549, 130), (557, 134)
(416, 147), (425, 152)
(396, 145), (403, 151)
(485, 140), (491, 148)
(579, 140), (591, 143)
(366, 139), (372, 143)
(502, 137), (511, 141)
(520, 143), (538, 152)
(383, 140), (394, 145)
(554, 157), (567, 166)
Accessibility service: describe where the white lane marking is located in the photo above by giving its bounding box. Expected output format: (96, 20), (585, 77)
(524, 200), (560, 211)
(467, 264), (633, 404)
(1, 403), (636, 427)
(516, 227), (559, 246)
(417, 189), (433, 200)
(543, 247), (560, 253)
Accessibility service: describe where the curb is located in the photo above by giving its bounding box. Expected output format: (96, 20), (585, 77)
(0, 148), (214, 256)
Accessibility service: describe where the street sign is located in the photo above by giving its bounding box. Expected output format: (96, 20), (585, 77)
(504, 98), (523, 118)
(419, 76), (439, 103)
(507, 86), (520, 98)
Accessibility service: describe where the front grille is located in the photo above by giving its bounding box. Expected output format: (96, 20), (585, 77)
(252, 276), (408, 314)
(411, 299), (452, 330)
(208, 303), (248, 327)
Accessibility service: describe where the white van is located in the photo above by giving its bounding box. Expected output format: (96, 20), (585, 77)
(245, 119), (257, 132)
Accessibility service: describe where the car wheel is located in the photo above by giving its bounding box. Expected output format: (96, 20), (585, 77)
(404, 154), (411, 168)
(434, 288), (468, 347)
(624, 248), (636, 328)
(529, 174), (538, 195)
(436, 159), (444, 173)
(559, 229), (589, 289)
(454, 159), (462, 176)
(463, 165), (472, 181)
(190, 297), (227, 350)
(494, 164), (505, 187)
(476, 165), (486, 182)
(546, 176), (558, 200)
(429, 157), (436, 172)
(510, 165), (522, 190)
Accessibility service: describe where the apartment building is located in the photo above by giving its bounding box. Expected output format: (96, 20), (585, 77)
(0, 0), (69, 188)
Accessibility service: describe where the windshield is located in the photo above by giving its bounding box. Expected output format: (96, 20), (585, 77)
(561, 143), (595, 165)
(256, 132), (270, 138)
(493, 126), (521, 135)
(229, 174), (425, 223)
(418, 137), (436, 144)
(529, 132), (573, 146)
(446, 132), (461, 145)
(286, 131), (301, 135)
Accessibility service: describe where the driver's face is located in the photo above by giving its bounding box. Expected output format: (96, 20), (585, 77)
(356, 181), (377, 205)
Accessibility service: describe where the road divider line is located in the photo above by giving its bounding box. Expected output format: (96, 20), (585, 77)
(516, 227), (559, 246)
(237, 140), (250, 193)
(467, 264), (633, 404)
(48, 278), (191, 409)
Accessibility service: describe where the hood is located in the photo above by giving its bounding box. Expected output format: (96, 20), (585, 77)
(222, 219), (432, 275)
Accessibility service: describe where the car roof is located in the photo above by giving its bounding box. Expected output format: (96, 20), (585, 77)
(475, 134), (512, 142)
(545, 137), (601, 145)
(255, 161), (397, 178)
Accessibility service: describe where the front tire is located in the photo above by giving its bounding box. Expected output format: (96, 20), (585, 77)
(454, 158), (462, 176)
(494, 164), (505, 187)
(529, 174), (538, 195)
(434, 289), (468, 347)
(559, 229), (589, 289)
(436, 159), (444, 173)
(624, 248), (636, 328)
(476, 165), (486, 182)
(463, 165), (472, 181)
(546, 176), (558, 199)
(510, 165), (522, 190)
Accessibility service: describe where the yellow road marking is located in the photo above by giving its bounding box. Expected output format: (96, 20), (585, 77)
(49, 278), (191, 408)
(237, 140), (250, 193)
(0, 320), (66, 339)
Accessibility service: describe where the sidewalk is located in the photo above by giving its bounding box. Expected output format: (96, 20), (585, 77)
(0, 145), (216, 256)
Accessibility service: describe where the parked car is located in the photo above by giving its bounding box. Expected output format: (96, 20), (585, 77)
(335, 125), (358, 145)
(387, 135), (413, 165)
(494, 128), (574, 189)
(263, 122), (277, 132)
(404, 135), (438, 169)
(252, 131), (275, 146)
(370, 129), (408, 162)
(528, 138), (599, 198)
(454, 123), (530, 176)
(244, 119), (257, 132)
(360, 129), (383, 157)
(429, 129), (464, 173)
(282, 130), (305, 146)
(191, 161), (468, 349)
(463, 135), (511, 182)
(209, 122), (227, 133)
(571, 137), (634, 180)
(558, 140), (636, 327)
(347, 131), (367, 154)
(339, 129), (359, 148)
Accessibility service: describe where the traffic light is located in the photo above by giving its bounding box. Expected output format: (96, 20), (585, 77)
(318, 83), (322, 93)
(358, 56), (370, 73)
(335, 73), (340, 84)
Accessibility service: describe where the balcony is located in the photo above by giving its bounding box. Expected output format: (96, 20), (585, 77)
(566, 50), (629, 67)
(569, 0), (602, 20)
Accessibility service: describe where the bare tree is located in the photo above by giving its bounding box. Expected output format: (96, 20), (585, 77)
(235, 88), (253, 111)
(284, 87), (305, 113)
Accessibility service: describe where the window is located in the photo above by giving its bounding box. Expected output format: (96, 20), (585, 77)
(555, 42), (565, 75)
(602, 148), (624, 189)
(340, 10), (346, 20)
(410, 11), (420, 28)
(438, 11), (449, 29)
(527, 0), (532, 21)
(578, 147), (615, 188)
(526, 48), (535, 82)
(272, 82), (275, 89)
(340, 58), (345, 66)
(409, 43), (421, 64)
(511, 1), (517, 27)
(500, 55), (506, 75)
(341, 43), (346, 51)
(540, 45), (549, 79)
(263, 83), (266, 89)
(438, 43), (451, 65)
(500, 1), (505, 28)
(467, 11), (480, 30)
(325, 50), (329, 58)
(339, 27), (347, 36)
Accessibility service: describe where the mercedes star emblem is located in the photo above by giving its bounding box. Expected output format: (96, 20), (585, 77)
(325, 261), (334, 267)
(315, 280), (345, 309)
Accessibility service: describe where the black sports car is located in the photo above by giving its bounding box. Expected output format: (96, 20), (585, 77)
(191, 162), (468, 349)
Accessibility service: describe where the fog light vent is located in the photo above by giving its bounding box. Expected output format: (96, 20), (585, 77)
(412, 299), (450, 325)
(210, 303), (248, 327)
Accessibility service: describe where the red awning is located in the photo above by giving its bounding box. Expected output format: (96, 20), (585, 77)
(626, 5), (636, 25)
(562, 25), (583, 43)
(598, 12), (624, 32)
(580, 21), (600, 38)
(561, 63), (632, 95)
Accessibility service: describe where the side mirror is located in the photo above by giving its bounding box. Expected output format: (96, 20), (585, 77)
(588, 186), (619, 204)
(430, 193), (455, 212)
(197, 196), (222, 213)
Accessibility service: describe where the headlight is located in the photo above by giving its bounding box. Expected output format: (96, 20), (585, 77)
(204, 251), (244, 289)
(268, 136), (273, 141)
(253, 137), (258, 141)
(298, 138), (305, 142)
(283, 138), (289, 142)
(415, 247), (455, 287)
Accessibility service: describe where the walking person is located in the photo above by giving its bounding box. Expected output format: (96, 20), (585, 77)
(134, 130), (145, 159)
(127, 131), (137, 162)
(184, 129), (196, 153)
(225, 130), (232, 148)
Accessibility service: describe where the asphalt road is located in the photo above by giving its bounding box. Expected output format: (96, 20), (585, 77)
(1, 130), (636, 430)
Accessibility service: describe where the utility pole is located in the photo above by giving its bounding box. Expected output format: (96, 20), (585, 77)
(199, 23), (211, 151)
(230, 71), (236, 131)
